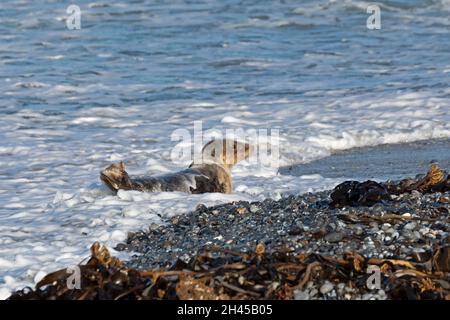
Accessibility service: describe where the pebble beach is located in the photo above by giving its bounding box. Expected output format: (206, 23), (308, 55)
(117, 184), (449, 300)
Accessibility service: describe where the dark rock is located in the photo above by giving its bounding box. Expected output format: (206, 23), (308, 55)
(330, 180), (390, 207)
(325, 232), (345, 243)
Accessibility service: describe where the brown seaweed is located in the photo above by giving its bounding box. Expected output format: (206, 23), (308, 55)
(8, 242), (450, 300)
(330, 180), (390, 207)
(331, 165), (450, 208)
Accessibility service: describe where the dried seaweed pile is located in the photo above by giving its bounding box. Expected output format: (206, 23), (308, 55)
(8, 242), (450, 300)
(330, 164), (450, 207)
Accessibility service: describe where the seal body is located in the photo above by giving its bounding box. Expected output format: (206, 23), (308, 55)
(100, 139), (251, 194)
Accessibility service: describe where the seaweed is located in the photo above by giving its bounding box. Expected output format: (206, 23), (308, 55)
(331, 165), (450, 207)
(8, 242), (450, 300)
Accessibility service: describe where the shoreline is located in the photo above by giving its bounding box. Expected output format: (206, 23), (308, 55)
(280, 138), (450, 181)
(6, 140), (450, 300)
(10, 183), (449, 300)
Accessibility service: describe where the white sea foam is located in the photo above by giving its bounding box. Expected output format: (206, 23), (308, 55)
(3, 88), (448, 297)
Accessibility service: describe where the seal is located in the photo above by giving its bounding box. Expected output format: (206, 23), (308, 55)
(100, 139), (252, 194)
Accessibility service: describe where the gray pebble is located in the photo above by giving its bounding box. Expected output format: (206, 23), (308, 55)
(320, 282), (334, 295)
(325, 232), (345, 243)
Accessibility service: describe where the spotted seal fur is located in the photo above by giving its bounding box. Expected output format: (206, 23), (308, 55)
(100, 139), (252, 194)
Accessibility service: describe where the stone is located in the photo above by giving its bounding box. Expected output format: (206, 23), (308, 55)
(404, 222), (417, 230)
(320, 282), (334, 295)
(325, 232), (345, 243)
(294, 290), (309, 300)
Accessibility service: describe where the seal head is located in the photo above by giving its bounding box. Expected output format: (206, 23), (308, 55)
(196, 139), (252, 170)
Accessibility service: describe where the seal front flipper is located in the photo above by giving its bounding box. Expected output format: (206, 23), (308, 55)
(188, 164), (232, 193)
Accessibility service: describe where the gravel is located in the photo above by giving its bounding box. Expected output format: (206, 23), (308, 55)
(116, 188), (449, 300)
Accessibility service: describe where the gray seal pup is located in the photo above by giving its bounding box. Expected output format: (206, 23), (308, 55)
(100, 139), (252, 194)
